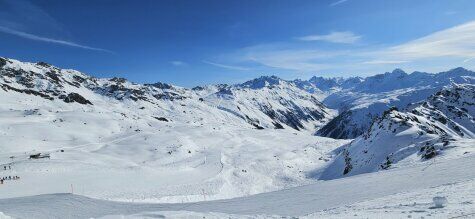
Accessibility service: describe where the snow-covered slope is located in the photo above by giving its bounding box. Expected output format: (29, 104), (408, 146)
(316, 68), (475, 139)
(0, 58), (334, 133)
(1, 154), (473, 218)
(320, 84), (475, 180)
(0, 57), (346, 203)
(200, 76), (334, 131)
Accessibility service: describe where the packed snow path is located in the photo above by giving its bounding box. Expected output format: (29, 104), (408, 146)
(0, 154), (473, 218)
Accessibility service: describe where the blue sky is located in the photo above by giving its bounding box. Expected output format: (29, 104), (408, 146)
(1, 0), (475, 87)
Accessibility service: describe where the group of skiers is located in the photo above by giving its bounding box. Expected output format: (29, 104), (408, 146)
(0, 175), (20, 184)
(1, 165), (20, 185)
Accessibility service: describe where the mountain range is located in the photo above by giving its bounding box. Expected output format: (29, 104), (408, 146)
(0, 57), (333, 134)
(314, 68), (475, 139)
(0, 56), (474, 204)
(320, 84), (475, 179)
(3, 57), (474, 139)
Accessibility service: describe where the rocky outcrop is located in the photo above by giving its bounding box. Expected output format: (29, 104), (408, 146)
(61, 93), (93, 105)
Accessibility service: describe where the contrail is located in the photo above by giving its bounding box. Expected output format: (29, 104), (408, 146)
(0, 26), (114, 53)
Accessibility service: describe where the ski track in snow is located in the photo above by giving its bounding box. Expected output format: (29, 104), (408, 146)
(0, 154), (473, 218)
(0, 117), (347, 204)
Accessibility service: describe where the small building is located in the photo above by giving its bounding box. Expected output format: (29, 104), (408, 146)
(29, 153), (50, 159)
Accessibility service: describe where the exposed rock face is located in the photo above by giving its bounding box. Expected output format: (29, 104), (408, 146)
(1, 83), (54, 100)
(316, 110), (356, 139)
(0, 58), (7, 68)
(61, 93), (93, 105)
(153, 117), (169, 122)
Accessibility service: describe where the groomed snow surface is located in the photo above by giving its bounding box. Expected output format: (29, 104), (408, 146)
(104, 179), (475, 219)
(0, 104), (349, 203)
(0, 154), (474, 218)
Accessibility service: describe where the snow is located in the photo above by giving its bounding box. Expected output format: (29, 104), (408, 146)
(99, 179), (474, 218)
(0, 212), (12, 219)
(0, 112), (348, 202)
(0, 154), (473, 218)
(0, 57), (474, 218)
(306, 179), (474, 218)
(0, 58), (349, 208)
(321, 84), (475, 180)
(318, 68), (475, 139)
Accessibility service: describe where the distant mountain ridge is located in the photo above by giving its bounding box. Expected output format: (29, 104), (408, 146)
(1, 56), (474, 137)
(316, 68), (475, 139)
(0, 57), (333, 132)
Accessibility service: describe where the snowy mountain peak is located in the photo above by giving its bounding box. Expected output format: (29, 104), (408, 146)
(318, 68), (475, 139)
(36, 61), (53, 68)
(145, 82), (174, 90)
(389, 68), (407, 77)
(308, 76), (343, 91)
(108, 77), (128, 83)
(238, 75), (285, 89)
(440, 67), (474, 79)
(449, 67), (470, 73)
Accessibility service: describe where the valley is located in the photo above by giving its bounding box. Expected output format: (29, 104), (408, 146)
(0, 57), (474, 218)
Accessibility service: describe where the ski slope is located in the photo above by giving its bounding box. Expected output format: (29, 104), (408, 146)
(0, 109), (349, 203)
(0, 153), (473, 218)
(0, 57), (348, 203)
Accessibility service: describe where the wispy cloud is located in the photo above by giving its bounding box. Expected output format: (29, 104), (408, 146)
(0, 0), (65, 35)
(171, 61), (187, 66)
(463, 57), (475, 63)
(0, 26), (113, 53)
(330, 0), (349, 7)
(297, 31), (361, 44)
(362, 60), (409, 65)
(387, 21), (475, 59)
(203, 60), (249, 71)
(221, 20), (475, 75)
(240, 45), (342, 72)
